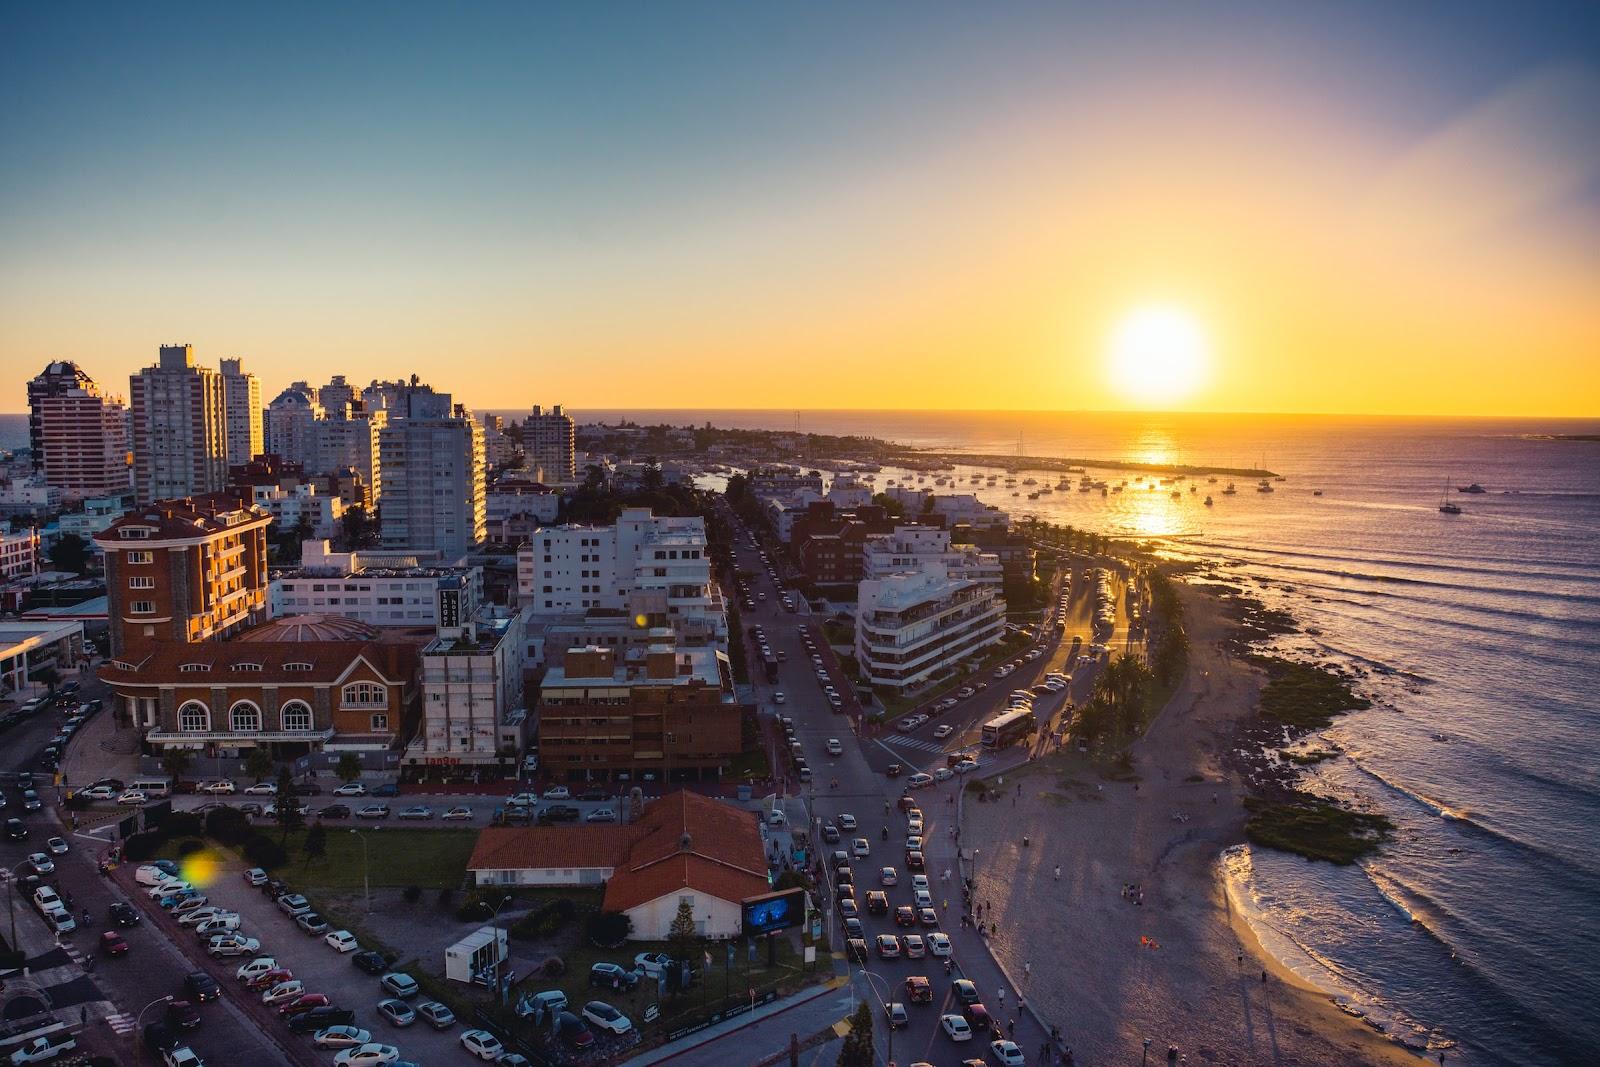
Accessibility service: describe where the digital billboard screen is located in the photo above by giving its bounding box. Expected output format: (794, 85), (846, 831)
(741, 886), (806, 937)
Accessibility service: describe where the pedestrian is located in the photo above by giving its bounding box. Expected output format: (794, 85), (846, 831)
(991, 921), (997, 936)
(1054, 864), (1061, 881)
(997, 987), (1006, 1007)
(1261, 970), (1268, 984)
(1008, 1018), (1016, 1037)
(1023, 961), (1031, 980)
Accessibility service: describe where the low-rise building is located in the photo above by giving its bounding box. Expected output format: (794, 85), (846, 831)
(861, 526), (1003, 588)
(271, 540), (482, 627)
(96, 623), (419, 757)
(537, 639), (742, 783)
(0, 618), (85, 700)
(1, 528), (41, 582)
(466, 790), (770, 940)
(485, 480), (560, 543)
(56, 497), (128, 544)
(855, 561), (1006, 694)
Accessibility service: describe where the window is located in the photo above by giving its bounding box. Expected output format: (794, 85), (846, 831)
(130, 601), (155, 615)
(342, 683), (387, 709)
(229, 702), (261, 732)
(284, 662), (313, 672)
(119, 528), (151, 540)
(178, 702), (210, 732)
(280, 701), (313, 731)
(230, 662), (262, 672)
(370, 714), (389, 731)
(178, 663), (210, 673)
(126, 550), (153, 564)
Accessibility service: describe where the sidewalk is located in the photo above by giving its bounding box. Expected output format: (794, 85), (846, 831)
(617, 975), (852, 1067)
(57, 701), (140, 792)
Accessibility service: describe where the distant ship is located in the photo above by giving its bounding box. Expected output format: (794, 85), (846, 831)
(1204, 495), (1213, 506)
(1457, 483), (1488, 494)
(1313, 489), (1323, 496)
(1257, 481), (1274, 493)
(1222, 482), (1237, 495)
(1440, 480), (1463, 514)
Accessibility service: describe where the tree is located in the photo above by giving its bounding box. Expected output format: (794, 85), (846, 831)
(274, 766), (304, 841)
(302, 822), (327, 865)
(160, 747), (193, 784)
(244, 748), (274, 783)
(836, 1001), (875, 1067)
(1093, 653), (1154, 737)
(583, 464), (606, 493)
(641, 456), (664, 492)
(668, 899), (697, 946)
(870, 493), (905, 519)
(48, 534), (91, 575)
(335, 753), (362, 784)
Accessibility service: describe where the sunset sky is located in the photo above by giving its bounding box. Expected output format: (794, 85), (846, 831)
(3, 3), (1598, 416)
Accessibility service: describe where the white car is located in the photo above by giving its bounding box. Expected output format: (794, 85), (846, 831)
(906, 773), (934, 789)
(932, 724), (954, 739)
(313, 1026), (372, 1050)
(880, 866), (898, 886)
(941, 1013), (973, 1042)
(117, 790), (147, 806)
(933, 767), (954, 782)
(334, 1045), (400, 1067)
(209, 936), (262, 958)
(904, 933), (925, 958)
(954, 759), (979, 774)
(459, 1029), (504, 1060)
(162, 1048), (202, 1067)
(148, 880), (192, 899)
(442, 806), (473, 821)
(45, 837), (68, 856)
(990, 1039), (1026, 1065)
(260, 979), (304, 1005)
(542, 786), (570, 800)
(773, 691), (786, 704)
(199, 779), (236, 794)
(332, 782), (367, 797)
(582, 999), (634, 1034)
(906, 815), (923, 835)
(324, 930), (359, 953)
(79, 784), (116, 800)
(634, 952), (671, 978)
(176, 906), (224, 927)
(911, 874), (930, 892)
(826, 738), (843, 756)
(928, 932), (953, 957)
(26, 853), (53, 875)
(243, 781), (278, 795)
(509, 792), (538, 807)
(196, 915), (242, 937)
(851, 838), (870, 858)
(585, 808), (617, 823)
(235, 957), (279, 982)
(135, 865), (175, 887)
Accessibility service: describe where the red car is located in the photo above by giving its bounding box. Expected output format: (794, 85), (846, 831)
(247, 969), (293, 992)
(278, 993), (330, 1016)
(966, 1002), (992, 1031)
(904, 976), (932, 1003)
(894, 906), (916, 928)
(99, 931), (129, 957)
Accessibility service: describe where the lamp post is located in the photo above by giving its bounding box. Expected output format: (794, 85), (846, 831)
(349, 829), (369, 912)
(136, 995), (173, 1061)
(852, 965), (897, 1066)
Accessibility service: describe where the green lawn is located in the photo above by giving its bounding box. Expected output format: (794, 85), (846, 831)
(275, 828), (478, 891)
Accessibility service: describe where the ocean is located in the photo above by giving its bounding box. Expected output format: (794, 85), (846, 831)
(547, 408), (1600, 1067)
(10, 407), (1596, 1063)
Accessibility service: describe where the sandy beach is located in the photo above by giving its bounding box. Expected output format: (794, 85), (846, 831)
(964, 584), (1424, 1066)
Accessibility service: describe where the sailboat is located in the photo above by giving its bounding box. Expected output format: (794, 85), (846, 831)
(1439, 480), (1463, 515)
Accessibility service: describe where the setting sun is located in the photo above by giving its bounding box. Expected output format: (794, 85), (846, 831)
(1107, 305), (1211, 407)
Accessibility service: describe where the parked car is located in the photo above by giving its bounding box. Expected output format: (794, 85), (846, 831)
(396, 806), (433, 821)
(378, 973), (419, 999)
(288, 1007), (355, 1034)
(416, 1001), (455, 1030)
(355, 805), (390, 820)
(588, 962), (639, 990)
(324, 930), (359, 953)
(542, 786), (571, 800)
(459, 1029), (503, 1059)
(260, 979), (304, 1006)
(276, 894), (312, 917)
(442, 806), (473, 821)
(243, 781), (277, 795)
(582, 1000), (633, 1034)
(279, 993), (332, 1017)
(318, 804), (351, 819)
(375, 999), (415, 1027)
(296, 912), (330, 936)
(332, 782), (367, 797)
(313, 1026), (372, 1050)
(334, 1045), (400, 1067)
(351, 950), (389, 975)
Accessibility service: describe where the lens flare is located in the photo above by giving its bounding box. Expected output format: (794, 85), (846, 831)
(180, 849), (221, 887)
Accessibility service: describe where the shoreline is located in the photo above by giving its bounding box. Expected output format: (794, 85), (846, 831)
(887, 448), (1276, 479)
(963, 583), (1423, 1066)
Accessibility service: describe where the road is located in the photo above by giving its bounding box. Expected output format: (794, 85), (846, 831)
(687, 514), (1084, 1066)
(0, 677), (291, 1066)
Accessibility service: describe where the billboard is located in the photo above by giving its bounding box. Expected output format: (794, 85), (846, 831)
(741, 886), (806, 937)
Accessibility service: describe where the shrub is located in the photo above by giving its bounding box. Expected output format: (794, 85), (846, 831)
(164, 811), (203, 839)
(174, 839), (203, 858)
(243, 834), (287, 870)
(585, 910), (632, 948)
(436, 887), (454, 910)
(509, 912), (541, 942)
(402, 885), (422, 905)
(455, 892), (489, 923)
(542, 956), (565, 979)
(121, 832), (162, 862)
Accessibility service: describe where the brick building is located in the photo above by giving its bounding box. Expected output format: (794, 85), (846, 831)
(94, 492), (272, 656)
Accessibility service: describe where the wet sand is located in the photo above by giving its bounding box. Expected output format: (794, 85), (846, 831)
(965, 585), (1422, 1066)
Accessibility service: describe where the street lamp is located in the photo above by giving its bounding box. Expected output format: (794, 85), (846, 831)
(854, 965), (896, 1067)
(349, 829), (370, 912)
(136, 995), (173, 1061)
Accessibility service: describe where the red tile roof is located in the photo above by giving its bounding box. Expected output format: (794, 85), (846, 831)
(93, 492), (269, 545)
(100, 637), (418, 687)
(465, 791), (769, 911)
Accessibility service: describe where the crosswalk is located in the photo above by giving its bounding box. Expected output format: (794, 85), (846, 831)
(105, 1010), (136, 1035)
(883, 735), (948, 754)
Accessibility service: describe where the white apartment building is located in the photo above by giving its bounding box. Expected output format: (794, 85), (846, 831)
(57, 497), (127, 543)
(270, 539), (482, 627)
(523, 405), (576, 483)
(265, 384), (322, 466)
(219, 358), (263, 468)
(0, 529), (41, 582)
(267, 383), (387, 502)
(379, 390), (486, 559)
(884, 488), (1010, 531)
(486, 482), (561, 543)
(129, 344), (229, 504)
(0, 479), (63, 517)
(246, 481), (344, 538)
(856, 561), (1007, 694)
(861, 526), (1004, 588)
(518, 508), (726, 644)
(407, 580), (527, 769)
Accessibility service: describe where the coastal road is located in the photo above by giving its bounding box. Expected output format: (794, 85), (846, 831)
(713, 514), (1056, 1067)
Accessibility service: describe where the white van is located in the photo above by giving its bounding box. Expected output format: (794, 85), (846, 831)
(128, 778), (172, 798)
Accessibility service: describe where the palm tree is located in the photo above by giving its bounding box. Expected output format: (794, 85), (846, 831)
(1093, 653), (1152, 736)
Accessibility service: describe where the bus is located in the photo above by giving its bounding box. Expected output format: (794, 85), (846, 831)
(981, 708), (1035, 750)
